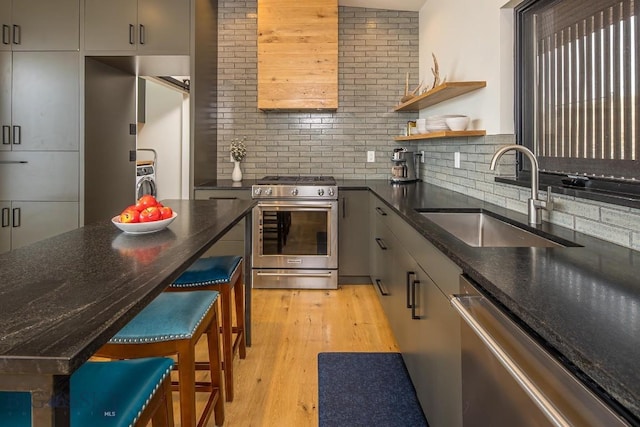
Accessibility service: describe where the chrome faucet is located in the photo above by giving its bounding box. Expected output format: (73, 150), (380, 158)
(489, 145), (553, 225)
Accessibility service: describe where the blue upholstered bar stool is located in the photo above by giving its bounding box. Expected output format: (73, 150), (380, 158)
(168, 255), (246, 402)
(0, 357), (175, 426)
(94, 291), (224, 427)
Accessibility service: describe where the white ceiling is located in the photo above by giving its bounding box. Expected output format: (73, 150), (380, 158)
(338, 0), (426, 12)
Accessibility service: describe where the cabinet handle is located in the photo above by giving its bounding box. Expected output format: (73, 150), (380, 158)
(12, 208), (20, 228)
(374, 237), (387, 250)
(411, 280), (421, 319)
(2, 25), (9, 45)
(139, 24), (145, 45)
(2, 125), (10, 145)
(12, 125), (20, 145)
(208, 197), (238, 200)
(12, 24), (20, 45)
(375, 279), (389, 296)
(129, 24), (135, 44)
(406, 271), (415, 308)
(375, 206), (387, 216)
(1, 208), (9, 228)
(342, 196), (346, 218)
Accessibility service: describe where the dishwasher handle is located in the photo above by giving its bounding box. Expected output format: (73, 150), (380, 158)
(451, 295), (571, 427)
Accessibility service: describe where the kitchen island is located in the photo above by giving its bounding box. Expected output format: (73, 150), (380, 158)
(0, 198), (255, 426)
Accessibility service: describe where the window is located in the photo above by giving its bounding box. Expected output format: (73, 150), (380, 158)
(515, 0), (640, 193)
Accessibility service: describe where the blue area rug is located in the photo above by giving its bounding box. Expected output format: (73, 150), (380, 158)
(318, 352), (428, 426)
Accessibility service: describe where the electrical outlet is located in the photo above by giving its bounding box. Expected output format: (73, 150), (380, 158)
(454, 152), (461, 168)
(367, 151), (375, 162)
(420, 150), (425, 163)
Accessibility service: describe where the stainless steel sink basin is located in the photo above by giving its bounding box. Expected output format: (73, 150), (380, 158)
(419, 212), (565, 248)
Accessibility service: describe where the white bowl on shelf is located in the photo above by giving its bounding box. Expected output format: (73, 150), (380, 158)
(112, 212), (178, 235)
(445, 116), (470, 131)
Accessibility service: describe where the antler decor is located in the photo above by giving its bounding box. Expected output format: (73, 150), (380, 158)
(400, 73), (423, 103)
(430, 53), (446, 90)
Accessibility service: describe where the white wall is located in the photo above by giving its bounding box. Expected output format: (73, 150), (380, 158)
(418, 0), (516, 134)
(137, 80), (187, 200)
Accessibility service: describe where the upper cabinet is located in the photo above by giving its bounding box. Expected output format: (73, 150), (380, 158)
(84, 0), (190, 54)
(0, 0), (79, 51)
(257, 0), (338, 110)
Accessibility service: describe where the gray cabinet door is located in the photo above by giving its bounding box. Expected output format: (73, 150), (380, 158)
(195, 189), (249, 257)
(11, 0), (79, 51)
(138, 0), (190, 54)
(0, 0), (9, 52)
(11, 52), (79, 151)
(85, 0), (189, 54)
(0, 51), (10, 150)
(10, 201), (78, 250)
(338, 190), (370, 277)
(0, 200), (10, 253)
(84, 0), (137, 51)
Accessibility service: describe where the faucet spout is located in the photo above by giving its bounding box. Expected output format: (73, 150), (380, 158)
(490, 144), (550, 225)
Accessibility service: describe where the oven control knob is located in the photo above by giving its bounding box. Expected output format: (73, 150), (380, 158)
(265, 187), (273, 195)
(254, 188), (262, 195)
(291, 188), (298, 196)
(318, 188), (325, 196)
(328, 188), (335, 197)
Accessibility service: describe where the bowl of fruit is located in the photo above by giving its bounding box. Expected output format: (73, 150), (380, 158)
(111, 195), (177, 234)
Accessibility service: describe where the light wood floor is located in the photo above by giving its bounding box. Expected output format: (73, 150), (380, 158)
(181, 284), (398, 426)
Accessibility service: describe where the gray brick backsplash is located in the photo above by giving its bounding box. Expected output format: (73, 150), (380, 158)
(575, 218), (631, 247)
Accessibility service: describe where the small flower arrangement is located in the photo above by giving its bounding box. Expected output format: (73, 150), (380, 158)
(230, 137), (247, 162)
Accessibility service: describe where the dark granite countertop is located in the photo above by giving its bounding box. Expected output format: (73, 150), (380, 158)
(201, 179), (640, 423)
(0, 199), (255, 376)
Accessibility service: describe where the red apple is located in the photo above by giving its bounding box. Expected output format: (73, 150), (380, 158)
(120, 209), (140, 223)
(139, 206), (162, 222)
(159, 206), (173, 220)
(135, 195), (158, 211)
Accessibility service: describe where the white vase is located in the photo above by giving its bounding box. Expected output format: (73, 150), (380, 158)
(231, 160), (243, 182)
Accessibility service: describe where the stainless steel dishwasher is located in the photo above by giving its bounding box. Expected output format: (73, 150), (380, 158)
(453, 275), (629, 427)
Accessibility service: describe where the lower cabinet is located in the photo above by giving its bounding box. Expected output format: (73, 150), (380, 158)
(194, 189), (250, 257)
(370, 193), (463, 427)
(338, 189), (369, 281)
(1, 201), (79, 254)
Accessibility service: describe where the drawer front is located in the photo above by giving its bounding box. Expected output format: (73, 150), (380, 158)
(0, 151), (79, 201)
(194, 189), (250, 200)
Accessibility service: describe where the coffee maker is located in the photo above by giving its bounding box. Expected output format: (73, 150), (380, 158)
(390, 148), (419, 183)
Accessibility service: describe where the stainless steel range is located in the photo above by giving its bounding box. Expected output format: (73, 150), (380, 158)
(251, 176), (338, 289)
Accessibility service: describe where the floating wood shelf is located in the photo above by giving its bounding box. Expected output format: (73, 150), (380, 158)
(394, 130), (486, 141)
(394, 81), (486, 112)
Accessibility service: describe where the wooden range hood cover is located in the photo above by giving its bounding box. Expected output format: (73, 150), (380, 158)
(257, 0), (338, 111)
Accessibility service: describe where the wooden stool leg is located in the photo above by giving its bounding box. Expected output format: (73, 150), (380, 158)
(151, 376), (175, 427)
(207, 307), (225, 426)
(177, 342), (197, 427)
(233, 270), (247, 359)
(220, 285), (234, 402)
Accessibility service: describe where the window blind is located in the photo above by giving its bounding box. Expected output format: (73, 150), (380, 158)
(518, 0), (640, 180)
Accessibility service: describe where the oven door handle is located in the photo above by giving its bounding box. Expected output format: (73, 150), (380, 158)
(256, 271), (333, 278)
(257, 203), (335, 209)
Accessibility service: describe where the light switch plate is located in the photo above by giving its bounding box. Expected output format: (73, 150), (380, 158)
(454, 152), (461, 168)
(367, 151), (375, 162)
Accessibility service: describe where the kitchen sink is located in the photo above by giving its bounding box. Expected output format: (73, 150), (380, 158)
(418, 211), (568, 248)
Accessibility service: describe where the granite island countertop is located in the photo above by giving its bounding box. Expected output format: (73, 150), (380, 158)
(0, 199), (255, 375)
(202, 179), (640, 424)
